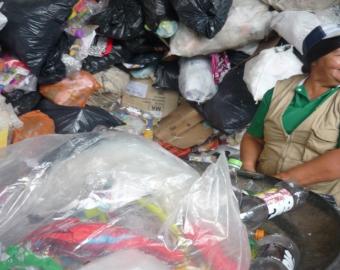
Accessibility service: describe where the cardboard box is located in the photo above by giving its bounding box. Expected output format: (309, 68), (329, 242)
(122, 79), (179, 119)
(155, 102), (213, 149)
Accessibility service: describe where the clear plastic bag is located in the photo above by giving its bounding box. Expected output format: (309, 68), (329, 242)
(179, 56), (218, 103)
(0, 132), (250, 269)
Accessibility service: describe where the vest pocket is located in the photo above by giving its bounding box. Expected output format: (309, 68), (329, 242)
(304, 129), (339, 158)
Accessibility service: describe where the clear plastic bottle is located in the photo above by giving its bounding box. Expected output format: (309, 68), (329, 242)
(251, 234), (300, 270)
(240, 181), (308, 230)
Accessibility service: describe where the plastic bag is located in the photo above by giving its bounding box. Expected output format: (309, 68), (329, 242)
(37, 99), (124, 134)
(40, 71), (101, 108)
(198, 65), (257, 134)
(142, 0), (177, 32)
(179, 56), (218, 103)
(90, 0), (144, 40)
(0, 95), (22, 147)
(170, 0), (233, 39)
(0, 3), (7, 31)
(244, 45), (303, 102)
(315, 4), (340, 24)
(12, 110), (55, 144)
(0, 56), (37, 93)
(38, 33), (76, 85)
(82, 41), (131, 73)
(261, 0), (338, 11)
(170, 0), (274, 57)
(0, 132), (250, 269)
(3, 90), (42, 116)
(0, 132), (199, 245)
(0, 0), (77, 76)
(270, 11), (323, 55)
(153, 61), (179, 91)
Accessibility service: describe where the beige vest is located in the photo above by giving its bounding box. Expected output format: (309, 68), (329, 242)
(257, 75), (340, 205)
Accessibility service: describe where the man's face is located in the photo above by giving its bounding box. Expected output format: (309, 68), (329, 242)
(314, 48), (340, 85)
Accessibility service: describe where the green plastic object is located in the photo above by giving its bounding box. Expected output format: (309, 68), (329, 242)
(0, 245), (63, 270)
(228, 158), (243, 170)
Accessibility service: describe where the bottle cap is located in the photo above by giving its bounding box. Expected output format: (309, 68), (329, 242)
(254, 229), (265, 241)
(228, 158), (242, 169)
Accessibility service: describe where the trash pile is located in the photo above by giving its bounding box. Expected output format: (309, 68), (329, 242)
(0, 0), (338, 269)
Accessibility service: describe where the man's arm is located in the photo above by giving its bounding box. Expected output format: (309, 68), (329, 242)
(275, 149), (340, 186)
(240, 132), (264, 172)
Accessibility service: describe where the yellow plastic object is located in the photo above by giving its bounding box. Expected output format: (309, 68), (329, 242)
(0, 128), (8, 148)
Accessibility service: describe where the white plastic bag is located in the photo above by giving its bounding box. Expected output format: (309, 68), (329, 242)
(170, 0), (274, 57)
(261, 0), (338, 11)
(270, 11), (322, 54)
(244, 45), (303, 102)
(0, 3), (7, 31)
(0, 133), (250, 269)
(315, 4), (340, 24)
(179, 56), (218, 103)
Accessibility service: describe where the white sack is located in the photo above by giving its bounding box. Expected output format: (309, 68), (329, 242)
(261, 0), (339, 11)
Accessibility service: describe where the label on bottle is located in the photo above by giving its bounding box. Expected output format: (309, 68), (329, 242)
(259, 243), (295, 270)
(256, 188), (294, 219)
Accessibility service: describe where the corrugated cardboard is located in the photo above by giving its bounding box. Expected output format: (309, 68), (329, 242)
(122, 79), (179, 119)
(155, 102), (213, 149)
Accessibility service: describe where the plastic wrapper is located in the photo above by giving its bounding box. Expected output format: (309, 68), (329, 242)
(0, 0), (77, 76)
(0, 56), (37, 93)
(197, 65), (257, 134)
(66, 0), (108, 38)
(0, 95), (22, 130)
(130, 65), (156, 79)
(261, 0), (338, 11)
(39, 71), (101, 108)
(3, 90), (42, 116)
(38, 99), (124, 134)
(155, 20), (178, 38)
(153, 61), (179, 91)
(170, 0), (233, 39)
(179, 56), (218, 103)
(142, 0), (177, 32)
(244, 45), (303, 102)
(170, 0), (274, 57)
(12, 110), (55, 144)
(90, 0), (144, 40)
(0, 132), (250, 269)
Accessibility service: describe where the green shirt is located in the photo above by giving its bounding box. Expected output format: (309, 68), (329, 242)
(247, 84), (340, 147)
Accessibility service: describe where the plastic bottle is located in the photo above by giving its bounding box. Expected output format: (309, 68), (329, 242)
(143, 113), (154, 140)
(249, 228), (266, 259)
(240, 181), (308, 230)
(250, 234), (300, 270)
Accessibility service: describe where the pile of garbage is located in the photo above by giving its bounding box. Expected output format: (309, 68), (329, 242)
(0, 0), (338, 269)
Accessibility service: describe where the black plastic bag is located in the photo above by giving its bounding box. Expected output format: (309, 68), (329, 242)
(142, 0), (177, 31)
(90, 0), (144, 40)
(37, 99), (124, 134)
(197, 65), (257, 134)
(128, 52), (164, 67)
(0, 0), (77, 76)
(3, 90), (42, 116)
(82, 45), (131, 74)
(38, 33), (76, 85)
(170, 0), (233, 39)
(121, 32), (168, 54)
(153, 61), (179, 90)
(226, 50), (251, 68)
